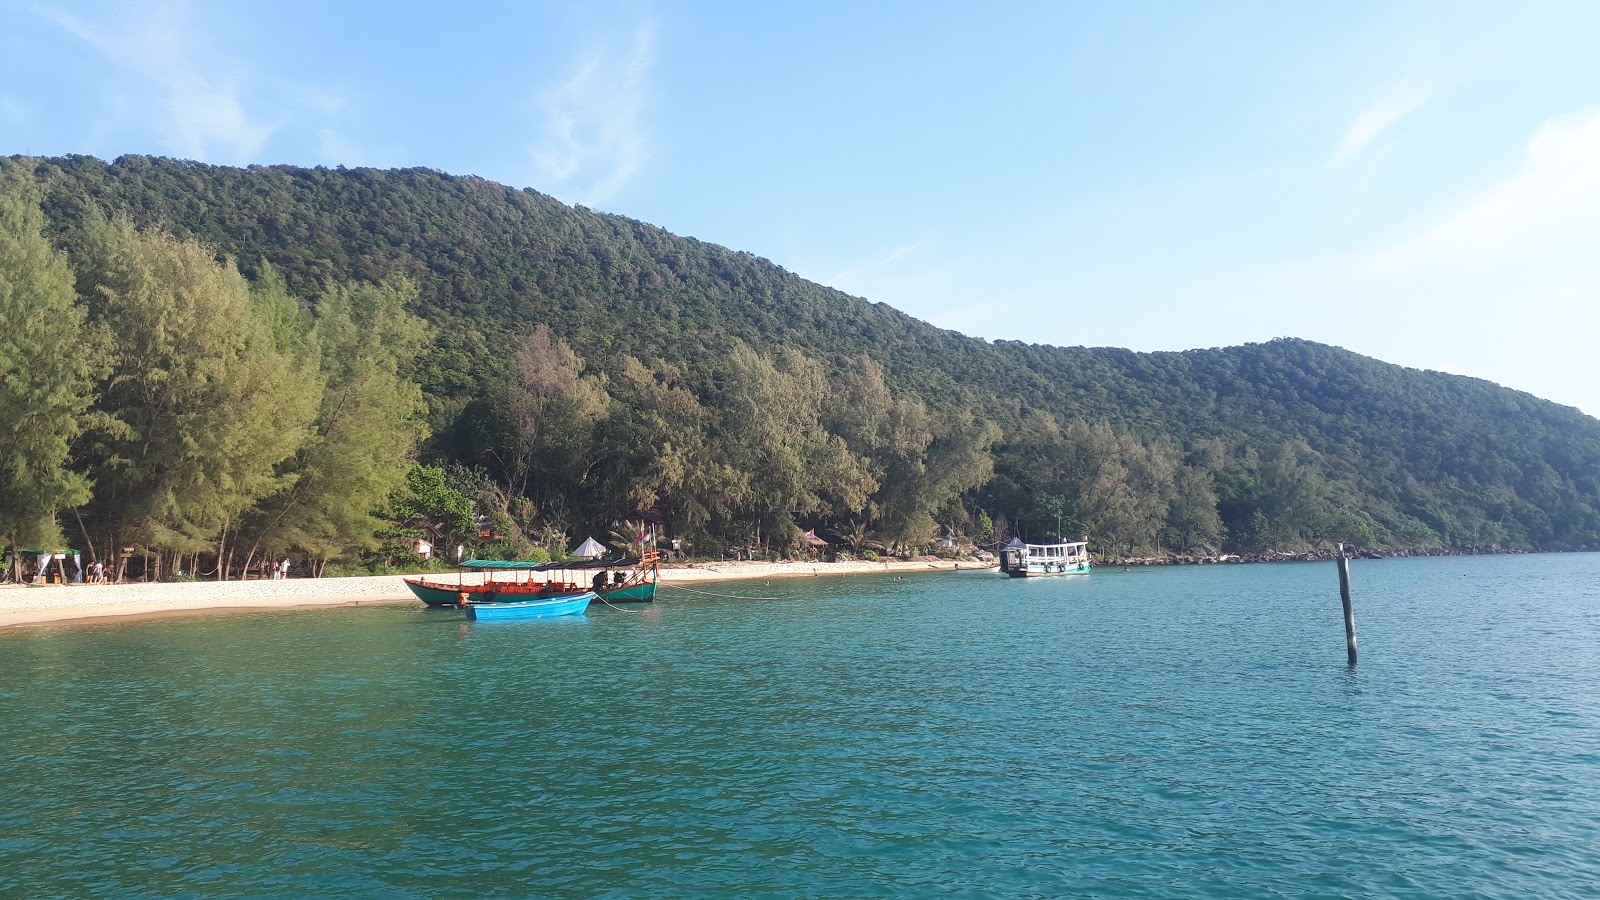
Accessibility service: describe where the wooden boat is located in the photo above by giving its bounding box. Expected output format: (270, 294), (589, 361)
(464, 591), (594, 621)
(1000, 540), (1091, 577)
(405, 550), (660, 608)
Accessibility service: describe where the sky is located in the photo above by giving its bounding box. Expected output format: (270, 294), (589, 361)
(3, 0), (1598, 417)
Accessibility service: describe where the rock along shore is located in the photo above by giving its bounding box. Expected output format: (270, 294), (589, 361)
(1098, 545), (1538, 566)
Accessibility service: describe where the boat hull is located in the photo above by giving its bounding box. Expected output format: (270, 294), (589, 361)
(465, 592), (594, 621)
(1008, 561), (1091, 577)
(405, 579), (466, 607)
(598, 582), (657, 603)
(406, 555), (658, 608)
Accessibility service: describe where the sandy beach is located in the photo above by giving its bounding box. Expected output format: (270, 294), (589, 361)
(0, 558), (987, 629)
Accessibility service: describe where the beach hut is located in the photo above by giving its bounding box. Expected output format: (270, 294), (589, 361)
(572, 536), (607, 559)
(5, 547), (81, 584)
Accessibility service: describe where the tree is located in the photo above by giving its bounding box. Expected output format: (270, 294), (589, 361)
(491, 325), (608, 506)
(1165, 464), (1223, 552)
(605, 355), (725, 550)
(0, 175), (98, 559)
(22, 154), (1600, 557)
(871, 409), (998, 551)
(72, 216), (316, 579)
(718, 344), (874, 552)
(240, 275), (430, 573)
(383, 464), (474, 562)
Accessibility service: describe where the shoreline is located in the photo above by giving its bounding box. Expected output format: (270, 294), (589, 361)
(7, 547), (1582, 630)
(0, 558), (982, 629)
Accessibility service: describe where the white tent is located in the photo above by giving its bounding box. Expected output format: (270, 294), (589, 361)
(572, 537), (608, 559)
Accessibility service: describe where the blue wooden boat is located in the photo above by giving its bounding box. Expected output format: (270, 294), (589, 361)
(464, 591), (595, 621)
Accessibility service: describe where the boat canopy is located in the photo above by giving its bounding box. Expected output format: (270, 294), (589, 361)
(461, 557), (642, 572)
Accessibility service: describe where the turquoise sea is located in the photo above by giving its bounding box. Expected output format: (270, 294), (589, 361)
(3, 553), (1600, 898)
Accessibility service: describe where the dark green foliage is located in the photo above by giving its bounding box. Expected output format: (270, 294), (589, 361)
(15, 154), (1600, 555)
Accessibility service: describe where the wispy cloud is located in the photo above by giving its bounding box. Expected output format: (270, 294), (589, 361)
(825, 243), (923, 296)
(35, 0), (279, 164)
(1372, 108), (1600, 271)
(1329, 76), (1436, 167)
(0, 97), (26, 128)
(529, 20), (656, 207)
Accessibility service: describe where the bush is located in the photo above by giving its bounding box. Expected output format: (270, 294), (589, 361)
(323, 557), (456, 577)
(861, 550), (880, 561)
(475, 541), (549, 562)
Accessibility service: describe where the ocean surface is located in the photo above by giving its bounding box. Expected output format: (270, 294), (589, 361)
(3, 553), (1599, 898)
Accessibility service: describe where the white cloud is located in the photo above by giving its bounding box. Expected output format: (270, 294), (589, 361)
(37, 1), (278, 164)
(529, 21), (656, 207)
(1330, 77), (1436, 167)
(1372, 108), (1600, 271)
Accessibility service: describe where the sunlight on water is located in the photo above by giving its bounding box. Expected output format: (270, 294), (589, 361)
(4, 554), (1600, 897)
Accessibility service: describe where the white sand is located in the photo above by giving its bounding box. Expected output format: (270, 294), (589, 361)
(0, 558), (988, 628)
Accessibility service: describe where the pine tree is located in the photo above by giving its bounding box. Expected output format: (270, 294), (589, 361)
(242, 277), (430, 572)
(0, 174), (98, 562)
(73, 217), (316, 579)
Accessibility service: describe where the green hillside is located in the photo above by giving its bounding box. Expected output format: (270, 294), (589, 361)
(15, 154), (1600, 557)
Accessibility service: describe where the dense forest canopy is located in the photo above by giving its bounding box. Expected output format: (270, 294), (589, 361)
(3, 153), (1598, 575)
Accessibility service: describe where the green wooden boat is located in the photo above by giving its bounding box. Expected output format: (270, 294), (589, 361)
(406, 551), (659, 608)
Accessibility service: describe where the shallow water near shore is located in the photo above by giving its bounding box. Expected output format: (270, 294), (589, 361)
(4, 553), (1600, 897)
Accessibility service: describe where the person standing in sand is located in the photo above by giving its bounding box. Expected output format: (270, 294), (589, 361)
(280, 558), (291, 579)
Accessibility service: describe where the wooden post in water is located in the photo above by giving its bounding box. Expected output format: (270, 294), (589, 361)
(1336, 542), (1357, 665)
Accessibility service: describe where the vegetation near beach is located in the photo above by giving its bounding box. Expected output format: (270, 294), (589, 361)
(2, 154), (1598, 577)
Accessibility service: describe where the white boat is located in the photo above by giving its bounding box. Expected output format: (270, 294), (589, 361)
(1001, 539), (1091, 577)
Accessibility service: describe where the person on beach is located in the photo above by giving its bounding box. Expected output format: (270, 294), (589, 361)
(279, 558), (291, 579)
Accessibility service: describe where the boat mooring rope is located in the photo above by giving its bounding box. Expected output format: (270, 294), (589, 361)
(593, 593), (648, 612)
(657, 584), (787, 602)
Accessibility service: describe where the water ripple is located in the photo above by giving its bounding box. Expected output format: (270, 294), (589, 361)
(3, 554), (1600, 896)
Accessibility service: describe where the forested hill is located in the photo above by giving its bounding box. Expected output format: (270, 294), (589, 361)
(17, 154), (1600, 555)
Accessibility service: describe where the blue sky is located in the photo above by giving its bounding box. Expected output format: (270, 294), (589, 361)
(4, 0), (1598, 416)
